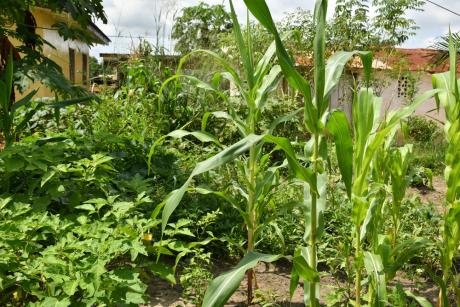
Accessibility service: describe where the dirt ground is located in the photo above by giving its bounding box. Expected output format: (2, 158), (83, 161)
(147, 261), (439, 307)
(147, 177), (447, 307)
(407, 175), (447, 212)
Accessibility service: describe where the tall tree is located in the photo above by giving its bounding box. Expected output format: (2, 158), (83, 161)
(172, 2), (232, 55)
(372, 0), (425, 48)
(331, 0), (372, 51)
(331, 0), (425, 51)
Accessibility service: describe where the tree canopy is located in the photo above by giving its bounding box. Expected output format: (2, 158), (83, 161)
(172, 2), (232, 55)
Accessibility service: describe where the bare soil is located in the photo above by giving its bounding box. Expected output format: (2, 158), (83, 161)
(147, 261), (439, 307)
(407, 176), (447, 212)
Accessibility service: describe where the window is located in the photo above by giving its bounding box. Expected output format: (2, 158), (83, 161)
(82, 54), (88, 85)
(69, 48), (75, 83)
(398, 76), (413, 99)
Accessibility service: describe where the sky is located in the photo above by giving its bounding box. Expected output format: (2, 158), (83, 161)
(90, 0), (460, 58)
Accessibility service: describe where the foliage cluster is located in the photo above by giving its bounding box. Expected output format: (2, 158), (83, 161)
(1, 0), (459, 306)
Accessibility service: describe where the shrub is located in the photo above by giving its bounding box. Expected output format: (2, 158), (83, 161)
(407, 116), (440, 143)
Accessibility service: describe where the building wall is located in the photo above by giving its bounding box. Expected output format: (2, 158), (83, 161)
(16, 7), (90, 99)
(329, 71), (446, 124)
(379, 73), (445, 122)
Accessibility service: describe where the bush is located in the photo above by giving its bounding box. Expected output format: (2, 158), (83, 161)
(407, 116), (440, 143)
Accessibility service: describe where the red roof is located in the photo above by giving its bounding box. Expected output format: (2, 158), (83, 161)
(381, 48), (458, 73)
(295, 48), (459, 74)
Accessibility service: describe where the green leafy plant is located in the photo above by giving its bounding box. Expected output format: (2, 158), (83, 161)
(243, 0), (375, 305)
(152, 1), (297, 303)
(0, 52), (96, 148)
(407, 116), (440, 143)
(431, 33), (460, 307)
(179, 249), (214, 306)
(409, 166), (434, 190)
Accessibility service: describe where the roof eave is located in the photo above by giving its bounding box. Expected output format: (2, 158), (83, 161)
(88, 22), (111, 45)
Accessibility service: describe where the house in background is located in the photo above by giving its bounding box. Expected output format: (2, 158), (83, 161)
(333, 48), (459, 123)
(298, 48), (457, 123)
(11, 6), (110, 98)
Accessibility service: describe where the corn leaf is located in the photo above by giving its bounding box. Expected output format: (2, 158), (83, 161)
(313, 0), (327, 114)
(229, 0), (254, 89)
(364, 252), (387, 306)
(404, 291), (432, 307)
(161, 134), (264, 233)
(202, 252), (281, 307)
(243, 0), (316, 132)
(326, 110), (352, 198)
(264, 135), (317, 193)
(324, 51), (372, 100)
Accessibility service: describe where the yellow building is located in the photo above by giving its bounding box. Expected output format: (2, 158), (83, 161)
(14, 7), (110, 98)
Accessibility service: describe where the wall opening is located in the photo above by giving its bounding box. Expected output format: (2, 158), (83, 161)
(82, 53), (88, 85)
(69, 48), (75, 83)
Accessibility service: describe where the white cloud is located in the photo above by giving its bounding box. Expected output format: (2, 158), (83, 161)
(90, 0), (460, 57)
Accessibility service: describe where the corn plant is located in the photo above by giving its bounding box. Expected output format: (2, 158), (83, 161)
(244, 0), (372, 305)
(333, 84), (440, 305)
(388, 144), (413, 247)
(151, 1), (321, 305)
(432, 34), (460, 307)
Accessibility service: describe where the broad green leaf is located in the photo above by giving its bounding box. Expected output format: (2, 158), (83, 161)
(292, 255), (320, 283)
(313, 0), (327, 114)
(146, 262), (176, 284)
(148, 129), (221, 174)
(125, 291), (146, 304)
(5, 157), (24, 172)
(202, 252), (281, 307)
(269, 108), (302, 134)
(324, 51), (372, 100)
(34, 297), (71, 307)
(303, 173), (327, 241)
(0, 197), (12, 211)
(254, 65), (282, 109)
(63, 280), (79, 296)
(326, 111), (352, 198)
(404, 291), (433, 307)
(360, 197), (381, 241)
(161, 134), (264, 233)
(264, 135), (317, 193)
(293, 246), (320, 306)
(364, 252), (387, 305)
(41, 170), (57, 187)
(229, 0), (254, 89)
(75, 203), (96, 212)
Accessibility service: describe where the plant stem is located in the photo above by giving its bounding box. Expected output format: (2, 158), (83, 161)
(392, 210), (398, 248)
(456, 273), (460, 307)
(246, 135), (257, 305)
(309, 133), (319, 307)
(355, 224), (362, 307)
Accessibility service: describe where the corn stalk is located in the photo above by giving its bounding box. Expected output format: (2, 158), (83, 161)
(244, 0), (372, 305)
(432, 33), (460, 307)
